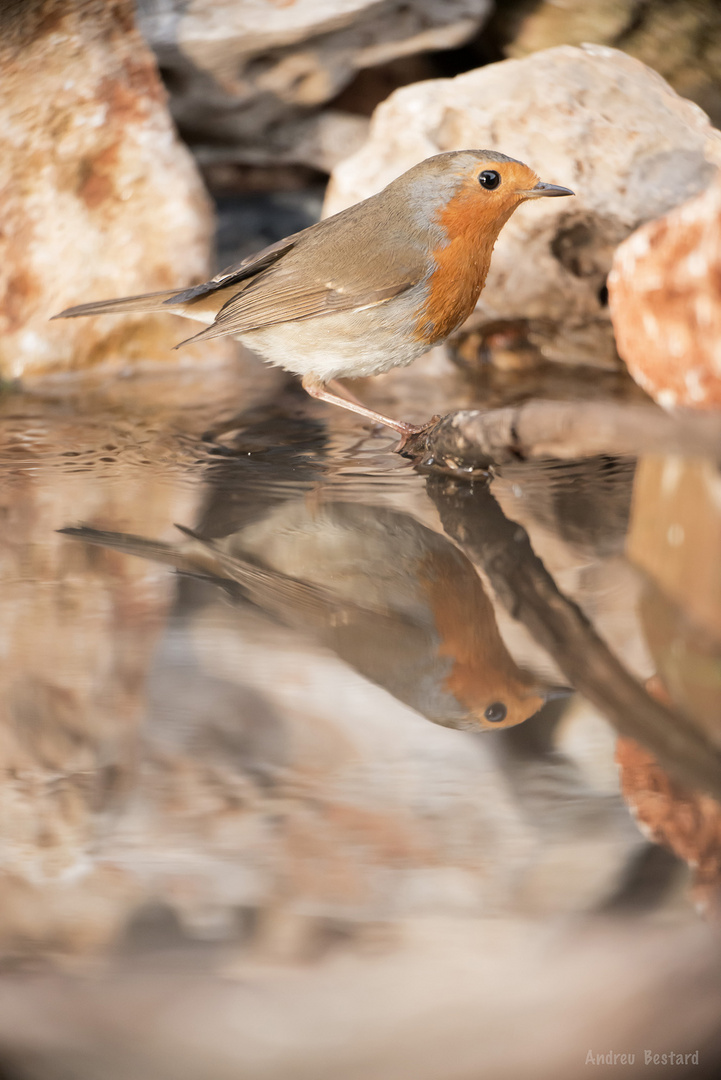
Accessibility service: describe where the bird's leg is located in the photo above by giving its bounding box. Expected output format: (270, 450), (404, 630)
(326, 378), (389, 440)
(325, 378), (371, 411)
(301, 374), (423, 437)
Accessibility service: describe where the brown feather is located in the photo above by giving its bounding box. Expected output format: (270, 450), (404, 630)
(52, 288), (184, 319)
(168, 235), (300, 306)
(175, 280), (415, 348)
(417, 183), (519, 344)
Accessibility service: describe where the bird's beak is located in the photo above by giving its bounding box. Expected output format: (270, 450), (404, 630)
(543, 685), (575, 702)
(520, 181), (575, 199)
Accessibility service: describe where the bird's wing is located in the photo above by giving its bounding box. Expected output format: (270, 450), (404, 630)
(172, 194), (428, 347)
(175, 274), (415, 347)
(167, 234), (302, 307)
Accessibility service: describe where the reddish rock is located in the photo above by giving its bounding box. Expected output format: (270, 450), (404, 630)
(609, 167), (721, 407)
(0, 0), (216, 378)
(617, 731), (721, 916)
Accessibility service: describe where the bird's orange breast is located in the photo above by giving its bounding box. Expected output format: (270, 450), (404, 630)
(416, 186), (506, 345)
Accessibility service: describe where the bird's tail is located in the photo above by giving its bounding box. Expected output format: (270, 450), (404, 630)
(52, 289), (183, 320)
(58, 525), (191, 567)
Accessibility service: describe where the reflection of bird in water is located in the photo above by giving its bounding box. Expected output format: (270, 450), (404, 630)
(60, 502), (569, 733)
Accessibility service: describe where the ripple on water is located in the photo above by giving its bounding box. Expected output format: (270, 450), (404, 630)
(0, 368), (718, 985)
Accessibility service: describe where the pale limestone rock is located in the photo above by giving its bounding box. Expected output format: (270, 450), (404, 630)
(0, 1), (216, 378)
(324, 44), (721, 368)
(137, 0), (492, 170)
(609, 168), (721, 407)
(501, 0), (721, 129)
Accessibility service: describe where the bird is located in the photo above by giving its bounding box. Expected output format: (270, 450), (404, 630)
(54, 150), (573, 444)
(59, 499), (572, 734)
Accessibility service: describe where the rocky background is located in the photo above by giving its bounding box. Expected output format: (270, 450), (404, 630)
(2, 0), (720, 400)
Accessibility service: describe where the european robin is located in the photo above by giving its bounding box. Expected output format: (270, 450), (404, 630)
(60, 500), (571, 732)
(55, 150), (573, 441)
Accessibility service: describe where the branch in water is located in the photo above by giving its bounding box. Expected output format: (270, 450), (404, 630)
(425, 474), (721, 802)
(405, 401), (721, 468)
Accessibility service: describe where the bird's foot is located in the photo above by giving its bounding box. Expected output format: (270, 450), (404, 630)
(393, 416), (442, 455)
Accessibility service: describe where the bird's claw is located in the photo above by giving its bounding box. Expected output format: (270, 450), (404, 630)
(393, 415), (442, 455)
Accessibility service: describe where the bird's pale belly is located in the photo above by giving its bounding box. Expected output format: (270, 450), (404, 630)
(244, 297), (434, 382)
(180, 285), (434, 382)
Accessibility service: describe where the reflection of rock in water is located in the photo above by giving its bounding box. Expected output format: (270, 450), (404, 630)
(486, 453), (651, 692)
(0, 397), (205, 953)
(495, 455), (636, 559)
(628, 456), (721, 643)
(617, 730), (721, 918)
(133, 579), (644, 932)
(1, 911), (720, 1080)
(638, 581), (721, 747)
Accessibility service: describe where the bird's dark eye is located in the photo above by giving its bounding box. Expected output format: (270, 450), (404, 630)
(478, 170), (501, 190)
(484, 702), (507, 724)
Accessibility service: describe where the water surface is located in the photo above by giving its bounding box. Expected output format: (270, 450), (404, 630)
(0, 355), (718, 1077)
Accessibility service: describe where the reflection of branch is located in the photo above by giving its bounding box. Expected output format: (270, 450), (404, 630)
(407, 402), (721, 467)
(426, 475), (721, 802)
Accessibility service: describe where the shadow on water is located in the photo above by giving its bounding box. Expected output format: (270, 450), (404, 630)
(0, 367), (720, 1076)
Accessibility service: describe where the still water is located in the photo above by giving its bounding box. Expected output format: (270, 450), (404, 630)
(0, 353), (719, 1078)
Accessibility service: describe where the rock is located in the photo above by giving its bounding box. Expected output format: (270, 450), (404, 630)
(136, 0), (493, 171)
(627, 456), (721, 642)
(608, 167), (721, 407)
(324, 44), (721, 369)
(617, 732), (721, 917)
(0, 0), (217, 379)
(626, 455), (721, 741)
(0, 382), (206, 944)
(496, 0), (721, 129)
